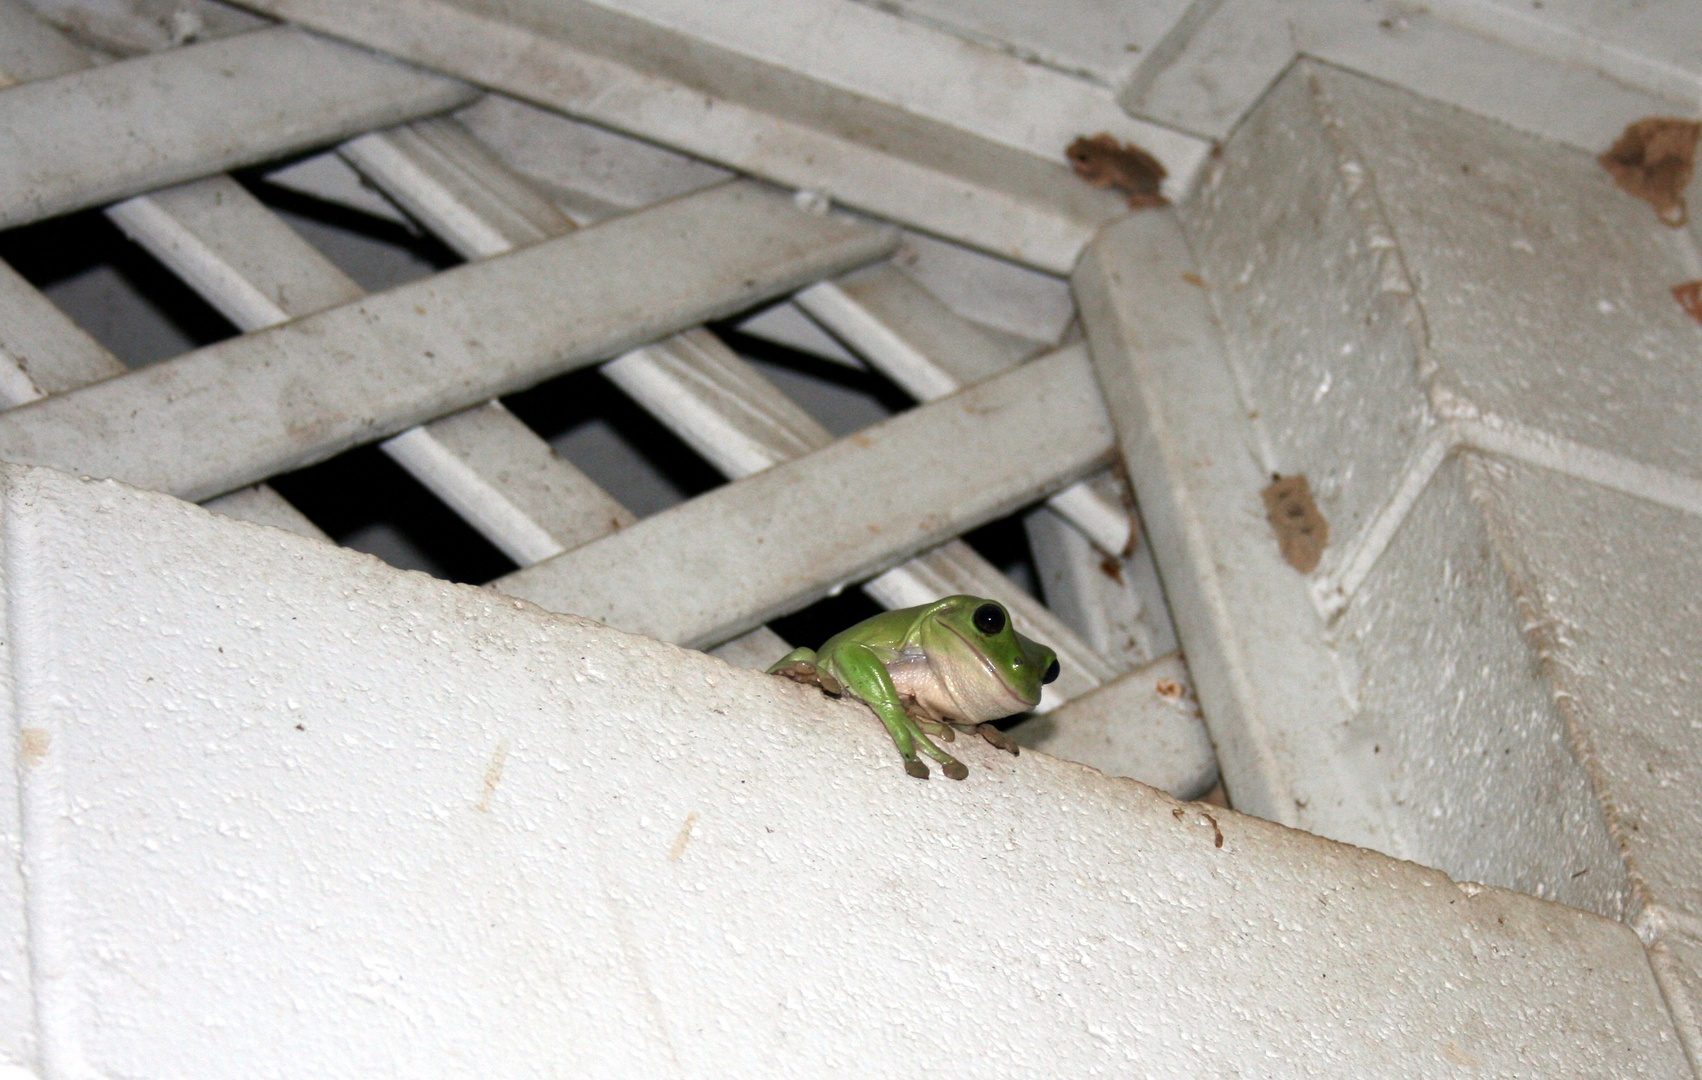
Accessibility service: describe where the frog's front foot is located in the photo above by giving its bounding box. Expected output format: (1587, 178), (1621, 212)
(767, 648), (843, 693)
(770, 659), (820, 684)
(895, 721), (969, 781)
(905, 721), (973, 782)
(975, 723), (1021, 756)
(899, 742), (968, 781)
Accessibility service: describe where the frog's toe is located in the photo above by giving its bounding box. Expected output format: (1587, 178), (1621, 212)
(978, 724), (1021, 756)
(916, 720), (954, 742)
(904, 759), (930, 780)
(912, 731), (968, 779)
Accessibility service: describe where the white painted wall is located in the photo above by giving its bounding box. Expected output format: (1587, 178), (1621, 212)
(0, 462), (1688, 1077)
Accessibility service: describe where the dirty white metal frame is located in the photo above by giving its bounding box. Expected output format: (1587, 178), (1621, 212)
(604, 329), (1115, 702)
(338, 114), (1097, 687)
(0, 25), (478, 228)
(0, 11), (323, 540)
(0, 180), (893, 502)
(102, 102), (816, 676)
(221, 0), (1212, 273)
(213, 0), (1702, 277)
(497, 346), (1115, 649)
(0, 3), (823, 652)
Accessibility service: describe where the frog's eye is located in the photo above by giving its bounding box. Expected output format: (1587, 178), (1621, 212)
(1042, 659), (1061, 685)
(973, 603), (1006, 635)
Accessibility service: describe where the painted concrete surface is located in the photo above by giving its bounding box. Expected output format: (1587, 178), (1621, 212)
(0, 461), (1690, 1077)
(1171, 60), (1702, 898)
(1075, 209), (1369, 843)
(1008, 653), (1219, 801)
(1333, 454), (1633, 916)
(1085, 59), (1702, 1066)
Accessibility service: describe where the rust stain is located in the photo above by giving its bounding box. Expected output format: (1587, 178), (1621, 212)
(668, 812), (699, 861)
(1107, 463), (1140, 558)
(1181, 272), (1206, 288)
(1173, 804), (1224, 847)
(1599, 117), (1700, 227)
(1066, 134), (1169, 209)
(1673, 281), (1702, 325)
(1440, 1041), (1479, 1068)
(1098, 554), (1124, 584)
(475, 738), (509, 812)
(1201, 811), (1224, 849)
(19, 728), (49, 766)
(1155, 679), (1184, 702)
(1262, 474), (1329, 573)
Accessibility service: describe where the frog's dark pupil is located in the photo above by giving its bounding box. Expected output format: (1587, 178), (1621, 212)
(1043, 659), (1061, 684)
(973, 603), (1005, 635)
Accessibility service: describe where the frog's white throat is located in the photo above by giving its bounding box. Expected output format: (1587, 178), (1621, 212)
(885, 643), (1031, 725)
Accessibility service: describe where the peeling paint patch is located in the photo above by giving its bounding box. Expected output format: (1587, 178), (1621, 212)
(668, 812), (699, 861)
(475, 739), (508, 812)
(1262, 474), (1329, 573)
(19, 727), (49, 766)
(1598, 117), (1699, 227)
(1066, 134), (1168, 209)
(1672, 281), (1702, 326)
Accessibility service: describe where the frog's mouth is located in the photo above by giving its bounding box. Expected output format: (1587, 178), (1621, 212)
(942, 623), (1039, 711)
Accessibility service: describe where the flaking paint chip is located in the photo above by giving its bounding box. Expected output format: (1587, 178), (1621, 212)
(1599, 117), (1700, 227)
(1066, 134), (1168, 208)
(1672, 281), (1702, 326)
(19, 727), (50, 766)
(1262, 474), (1328, 573)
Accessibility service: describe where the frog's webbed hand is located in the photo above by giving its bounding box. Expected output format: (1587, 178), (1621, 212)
(831, 643), (968, 781)
(767, 648), (841, 693)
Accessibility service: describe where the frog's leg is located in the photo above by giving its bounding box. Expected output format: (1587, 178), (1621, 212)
(828, 643), (968, 781)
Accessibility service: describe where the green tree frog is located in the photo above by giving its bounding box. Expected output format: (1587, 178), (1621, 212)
(767, 595), (1060, 780)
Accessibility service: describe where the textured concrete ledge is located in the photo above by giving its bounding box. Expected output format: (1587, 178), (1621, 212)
(0, 462), (1686, 1076)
